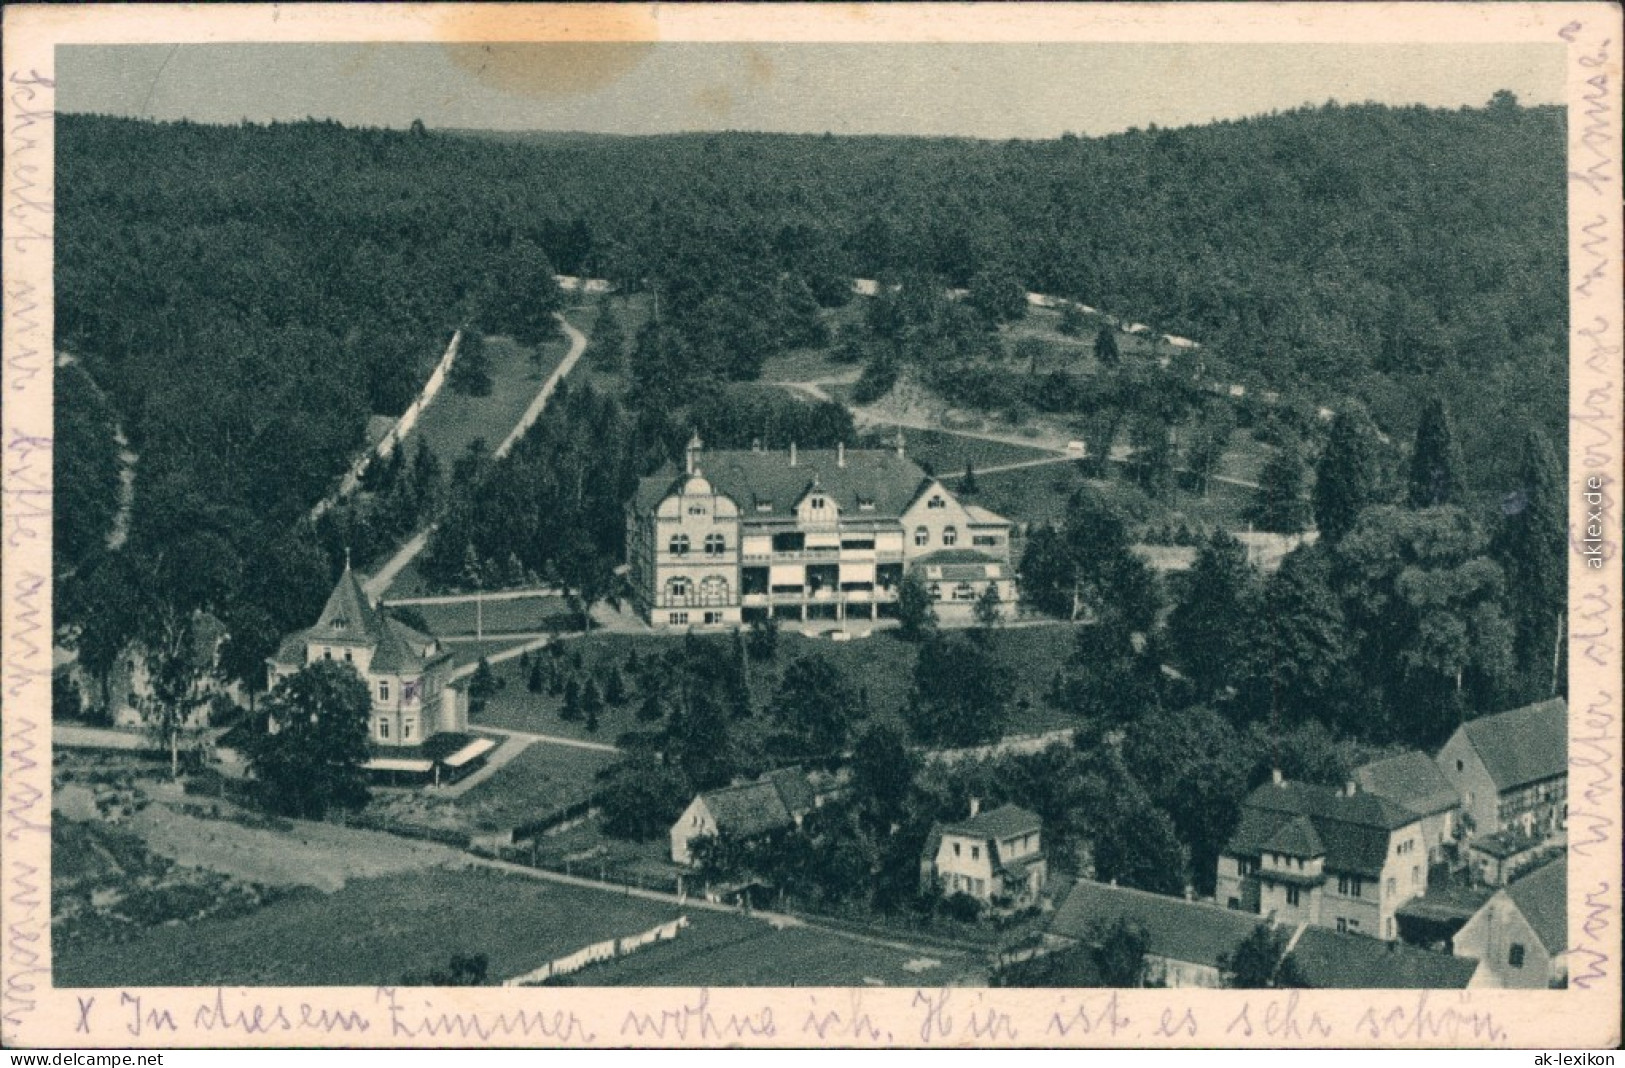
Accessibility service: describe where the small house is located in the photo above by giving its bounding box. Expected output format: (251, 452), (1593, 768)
(670, 767), (828, 865)
(1437, 699), (1567, 841)
(1454, 860), (1567, 989)
(920, 801), (1046, 907)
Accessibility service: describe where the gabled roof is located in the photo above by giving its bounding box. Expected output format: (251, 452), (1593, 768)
(1355, 751), (1460, 817)
(943, 803), (1042, 842)
(701, 780), (795, 839)
(1290, 926), (1479, 989)
(1226, 781), (1417, 879)
(634, 448), (936, 521)
(1262, 815), (1324, 858)
(1503, 859), (1566, 954)
(697, 768), (818, 840)
(1457, 699), (1567, 792)
(1048, 879), (1269, 970)
(763, 767), (816, 815)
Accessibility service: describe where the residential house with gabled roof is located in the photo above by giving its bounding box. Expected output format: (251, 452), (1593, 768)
(670, 767), (838, 865)
(1217, 773), (1428, 940)
(267, 563), (470, 777)
(1453, 859), (1567, 988)
(1046, 878), (1271, 988)
(1354, 750), (1461, 864)
(920, 800), (1046, 907)
(628, 436), (1015, 630)
(1437, 698), (1567, 843)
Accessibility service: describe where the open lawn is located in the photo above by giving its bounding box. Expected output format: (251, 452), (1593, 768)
(405, 595), (574, 637)
(409, 330), (570, 468)
(469, 626), (1079, 745)
(442, 743), (619, 831)
(859, 425), (1059, 476)
(974, 461), (1259, 534)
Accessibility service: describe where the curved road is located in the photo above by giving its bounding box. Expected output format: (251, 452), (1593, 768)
(364, 314), (589, 601)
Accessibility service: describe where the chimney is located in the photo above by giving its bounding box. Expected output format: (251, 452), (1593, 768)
(837, 441), (846, 468)
(968, 797), (981, 818)
(1344, 779), (1358, 798)
(686, 432), (703, 476)
(789, 442), (798, 467)
(896, 429), (906, 460)
(1272, 767), (1284, 787)
(751, 437), (763, 454)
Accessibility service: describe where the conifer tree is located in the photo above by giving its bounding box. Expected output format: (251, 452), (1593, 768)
(1168, 531), (1259, 699)
(1313, 409), (1380, 543)
(1407, 397), (1466, 508)
(561, 675), (582, 721)
(1094, 325), (1122, 368)
(1247, 447), (1312, 534)
(1492, 428), (1566, 693)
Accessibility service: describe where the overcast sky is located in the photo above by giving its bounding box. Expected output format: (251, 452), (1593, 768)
(58, 42), (1565, 139)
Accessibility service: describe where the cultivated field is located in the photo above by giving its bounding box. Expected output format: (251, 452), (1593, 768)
(54, 863), (977, 988)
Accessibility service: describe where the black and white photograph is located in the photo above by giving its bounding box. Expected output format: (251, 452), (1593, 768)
(3, 1), (1621, 1051)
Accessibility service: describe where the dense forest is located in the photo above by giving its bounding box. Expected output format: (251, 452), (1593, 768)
(54, 96), (1565, 715)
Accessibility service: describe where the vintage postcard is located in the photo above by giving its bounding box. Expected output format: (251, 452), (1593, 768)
(3, 2), (1621, 1051)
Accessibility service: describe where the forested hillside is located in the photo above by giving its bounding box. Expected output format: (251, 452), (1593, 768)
(54, 99), (1565, 712)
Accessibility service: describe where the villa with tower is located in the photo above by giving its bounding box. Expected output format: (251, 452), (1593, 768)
(267, 562), (488, 782)
(626, 435), (1017, 630)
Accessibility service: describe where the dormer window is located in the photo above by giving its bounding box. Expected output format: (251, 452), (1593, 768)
(755, 500), (774, 513)
(858, 497), (876, 511)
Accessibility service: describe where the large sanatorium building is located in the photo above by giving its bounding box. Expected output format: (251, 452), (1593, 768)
(627, 436), (1017, 630)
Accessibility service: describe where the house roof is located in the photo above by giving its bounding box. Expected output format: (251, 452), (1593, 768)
(1262, 815), (1324, 858)
(943, 803), (1043, 842)
(1458, 699), (1567, 792)
(271, 566), (448, 675)
(1355, 751), (1460, 817)
(698, 768), (817, 840)
(1048, 878), (1269, 970)
(634, 448), (935, 520)
(1289, 926), (1479, 989)
(1503, 859), (1566, 953)
(313, 565), (390, 646)
(1226, 781), (1417, 879)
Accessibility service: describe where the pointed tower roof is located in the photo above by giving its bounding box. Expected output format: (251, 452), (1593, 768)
(313, 563), (388, 645)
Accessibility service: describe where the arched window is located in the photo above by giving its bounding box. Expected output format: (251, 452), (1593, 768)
(668, 533), (690, 556)
(942, 526), (958, 546)
(914, 526), (929, 547)
(704, 533), (726, 556)
(700, 576), (731, 605)
(666, 577), (692, 603)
